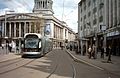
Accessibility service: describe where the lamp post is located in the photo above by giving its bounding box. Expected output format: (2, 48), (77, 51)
(100, 25), (106, 53)
(87, 22), (97, 59)
(4, 36), (8, 54)
(4, 10), (15, 54)
(5, 10), (15, 37)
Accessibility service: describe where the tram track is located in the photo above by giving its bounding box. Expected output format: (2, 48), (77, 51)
(71, 63), (76, 78)
(0, 58), (23, 68)
(0, 58), (37, 75)
(46, 49), (77, 78)
(0, 57), (21, 63)
(66, 50), (120, 78)
(46, 64), (58, 78)
(46, 63), (76, 78)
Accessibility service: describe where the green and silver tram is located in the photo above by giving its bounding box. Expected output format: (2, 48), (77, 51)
(21, 33), (53, 57)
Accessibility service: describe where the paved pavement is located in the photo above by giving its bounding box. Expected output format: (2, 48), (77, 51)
(0, 47), (21, 63)
(0, 47), (120, 76)
(66, 49), (120, 76)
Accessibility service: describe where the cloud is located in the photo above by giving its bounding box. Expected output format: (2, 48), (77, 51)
(0, 0), (34, 13)
(0, 0), (80, 32)
(53, 0), (80, 32)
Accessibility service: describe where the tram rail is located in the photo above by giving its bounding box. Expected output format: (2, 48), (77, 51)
(0, 58), (36, 75)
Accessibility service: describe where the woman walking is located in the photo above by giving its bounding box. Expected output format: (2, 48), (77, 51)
(88, 45), (92, 59)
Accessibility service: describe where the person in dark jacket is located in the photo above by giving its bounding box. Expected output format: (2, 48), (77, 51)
(101, 46), (104, 59)
(83, 45), (86, 56)
(107, 45), (112, 62)
(70, 44), (72, 51)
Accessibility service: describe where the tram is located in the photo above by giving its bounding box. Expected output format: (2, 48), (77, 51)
(21, 33), (53, 57)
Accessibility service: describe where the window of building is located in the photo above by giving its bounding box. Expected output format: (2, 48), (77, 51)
(93, 0), (96, 3)
(93, 7), (97, 14)
(88, 11), (91, 17)
(84, 24), (86, 29)
(43, 1), (45, 8)
(99, 3), (104, 10)
(93, 18), (97, 25)
(84, 5), (86, 11)
(93, 0), (97, 6)
(99, 16), (103, 22)
(88, 1), (91, 7)
(81, 26), (82, 30)
(81, 18), (82, 22)
(84, 15), (86, 19)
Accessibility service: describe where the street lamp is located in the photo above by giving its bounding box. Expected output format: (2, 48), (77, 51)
(4, 36), (8, 54)
(100, 24), (106, 52)
(4, 10), (15, 54)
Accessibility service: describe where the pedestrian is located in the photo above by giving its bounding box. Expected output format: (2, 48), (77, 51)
(79, 46), (81, 54)
(83, 45), (86, 56)
(1, 43), (4, 49)
(8, 43), (12, 52)
(106, 46), (109, 56)
(101, 46), (104, 59)
(88, 45), (92, 59)
(74, 43), (78, 54)
(70, 44), (72, 51)
(107, 45), (112, 62)
(60, 42), (64, 50)
(92, 44), (96, 59)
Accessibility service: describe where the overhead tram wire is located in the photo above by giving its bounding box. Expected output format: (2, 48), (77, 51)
(62, 0), (65, 21)
(61, 0), (78, 21)
(22, 0), (33, 11)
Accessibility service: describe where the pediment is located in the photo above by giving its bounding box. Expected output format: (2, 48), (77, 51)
(7, 14), (39, 20)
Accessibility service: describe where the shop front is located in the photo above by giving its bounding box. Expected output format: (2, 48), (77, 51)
(107, 31), (120, 56)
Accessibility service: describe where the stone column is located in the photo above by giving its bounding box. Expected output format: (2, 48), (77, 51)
(34, 22), (36, 33)
(14, 22), (16, 37)
(5, 18), (6, 37)
(29, 22), (31, 33)
(50, 23), (55, 38)
(39, 1), (41, 8)
(36, 2), (38, 9)
(117, 0), (120, 25)
(9, 22), (12, 38)
(104, 0), (109, 28)
(109, 0), (113, 28)
(35, 1), (37, 9)
(24, 22), (26, 34)
(2, 22), (4, 37)
(42, 0), (43, 8)
(19, 22), (21, 37)
(112, 0), (117, 27)
(18, 22), (21, 53)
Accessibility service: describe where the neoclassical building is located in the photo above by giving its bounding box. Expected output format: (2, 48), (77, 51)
(0, 0), (76, 50)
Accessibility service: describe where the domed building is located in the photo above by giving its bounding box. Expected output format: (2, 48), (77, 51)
(0, 0), (76, 51)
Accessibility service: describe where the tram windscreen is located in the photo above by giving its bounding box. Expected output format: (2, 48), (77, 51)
(25, 38), (39, 48)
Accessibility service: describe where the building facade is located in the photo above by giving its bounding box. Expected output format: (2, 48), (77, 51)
(0, 0), (76, 51)
(78, 0), (120, 56)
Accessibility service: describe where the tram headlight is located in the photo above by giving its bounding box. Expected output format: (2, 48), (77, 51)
(39, 42), (41, 48)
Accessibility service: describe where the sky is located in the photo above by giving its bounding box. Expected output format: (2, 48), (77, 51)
(0, 0), (80, 33)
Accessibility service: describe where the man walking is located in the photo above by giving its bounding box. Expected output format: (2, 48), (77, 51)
(101, 46), (104, 59)
(107, 45), (112, 62)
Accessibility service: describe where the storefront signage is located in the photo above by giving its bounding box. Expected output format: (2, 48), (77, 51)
(107, 31), (120, 37)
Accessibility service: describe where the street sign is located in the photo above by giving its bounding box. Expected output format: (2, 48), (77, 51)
(100, 25), (106, 31)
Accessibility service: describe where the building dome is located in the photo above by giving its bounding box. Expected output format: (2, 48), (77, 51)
(33, 0), (54, 14)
